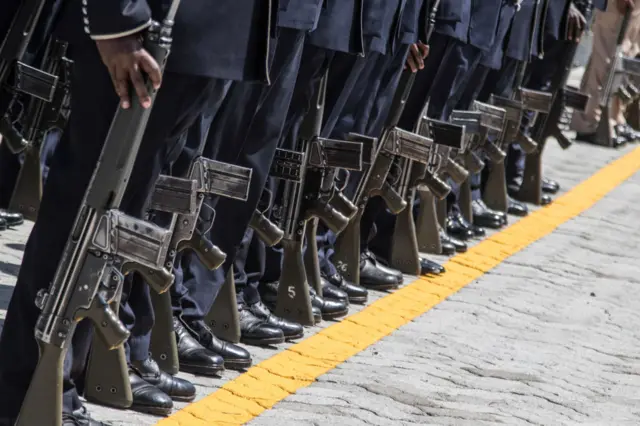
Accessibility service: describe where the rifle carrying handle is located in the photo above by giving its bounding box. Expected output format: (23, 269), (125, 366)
(177, 228), (226, 270)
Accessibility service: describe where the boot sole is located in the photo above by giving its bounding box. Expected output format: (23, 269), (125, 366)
(285, 331), (304, 341)
(5, 219), (23, 228)
(321, 309), (349, 321)
(170, 394), (196, 403)
(131, 404), (172, 417)
(348, 296), (368, 305)
(223, 358), (253, 371)
(361, 283), (398, 292)
(241, 336), (285, 346)
(179, 363), (225, 377)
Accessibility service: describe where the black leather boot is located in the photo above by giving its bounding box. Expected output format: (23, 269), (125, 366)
(359, 250), (401, 290)
(446, 211), (475, 240)
(420, 258), (445, 275)
(310, 287), (349, 320)
(541, 177), (560, 194)
(507, 197), (528, 217)
(0, 210), (23, 227)
(0, 218), (6, 231)
(321, 281), (349, 303)
(174, 317), (225, 376)
(247, 300), (304, 341)
(130, 357), (196, 402)
(181, 318), (252, 370)
(239, 304), (285, 346)
(128, 368), (174, 416)
(65, 407), (111, 425)
(323, 273), (368, 304)
(440, 228), (467, 254)
(471, 200), (505, 229)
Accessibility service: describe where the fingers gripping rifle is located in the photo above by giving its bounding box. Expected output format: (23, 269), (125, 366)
(15, 5), (182, 425)
(271, 74), (364, 325)
(332, 71), (435, 285)
(8, 38), (72, 222)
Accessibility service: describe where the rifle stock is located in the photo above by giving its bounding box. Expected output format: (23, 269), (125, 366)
(205, 266), (240, 344)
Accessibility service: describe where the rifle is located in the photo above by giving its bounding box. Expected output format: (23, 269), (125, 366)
(518, 45), (590, 204)
(416, 113), (482, 253)
(0, 0), (60, 154)
(84, 159), (251, 408)
(15, 3), (182, 424)
(8, 37), (72, 222)
(594, 7), (640, 146)
(455, 101), (507, 223)
(389, 115), (467, 274)
(271, 74), (364, 325)
(483, 88), (552, 213)
(332, 69), (436, 285)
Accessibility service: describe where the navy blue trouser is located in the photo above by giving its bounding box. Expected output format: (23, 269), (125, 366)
(170, 28), (307, 319)
(0, 44), (224, 416)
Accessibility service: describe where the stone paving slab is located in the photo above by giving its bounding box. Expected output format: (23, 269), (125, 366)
(247, 162), (640, 426)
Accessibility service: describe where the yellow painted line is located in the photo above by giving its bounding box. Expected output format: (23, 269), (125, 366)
(157, 146), (640, 426)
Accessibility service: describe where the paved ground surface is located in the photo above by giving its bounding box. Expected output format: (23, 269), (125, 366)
(2, 68), (640, 425)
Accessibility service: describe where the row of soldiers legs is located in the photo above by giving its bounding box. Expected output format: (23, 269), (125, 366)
(1, 0), (639, 424)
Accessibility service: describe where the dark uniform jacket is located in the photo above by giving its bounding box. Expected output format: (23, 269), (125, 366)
(505, 0), (538, 61)
(56, 0), (273, 82)
(307, 0), (364, 54)
(399, 0), (426, 45)
(278, 0), (325, 32)
(362, 0), (406, 54)
(481, 1), (519, 69)
(434, 0), (503, 52)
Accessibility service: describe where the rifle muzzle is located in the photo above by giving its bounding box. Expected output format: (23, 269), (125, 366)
(484, 141), (507, 164)
(311, 201), (350, 234)
(420, 172), (451, 200)
(331, 190), (358, 220)
(443, 157), (469, 184)
(177, 228), (227, 270)
(85, 296), (131, 349)
(249, 210), (284, 247)
(516, 132), (538, 154)
(121, 261), (175, 294)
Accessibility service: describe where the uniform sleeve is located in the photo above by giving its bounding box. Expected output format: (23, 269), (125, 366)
(82, 0), (153, 40)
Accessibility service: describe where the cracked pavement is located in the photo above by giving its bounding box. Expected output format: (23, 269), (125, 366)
(246, 147), (640, 426)
(0, 69), (639, 425)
